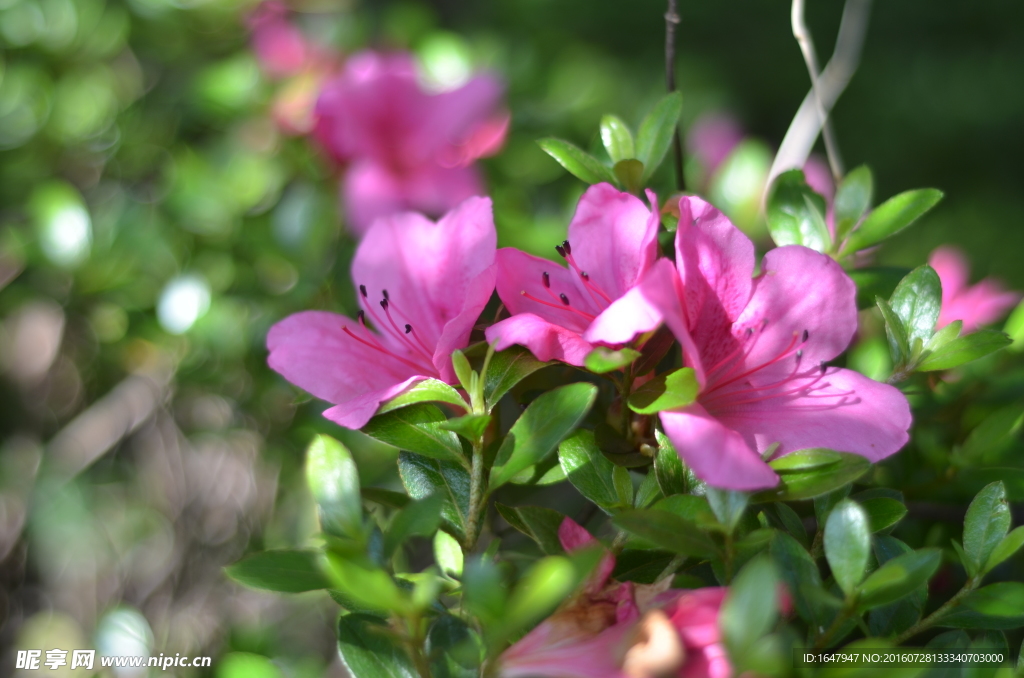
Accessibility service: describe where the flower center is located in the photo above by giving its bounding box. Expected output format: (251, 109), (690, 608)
(340, 284), (437, 375)
(518, 239), (614, 322)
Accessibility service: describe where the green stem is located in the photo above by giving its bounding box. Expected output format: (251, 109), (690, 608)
(657, 554), (686, 582)
(723, 533), (735, 584)
(892, 576), (979, 646)
(620, 365), (635, 443)
(405, 615), (433, 678)
(464, 438), (486, 552)
(813, 604), (856, 649)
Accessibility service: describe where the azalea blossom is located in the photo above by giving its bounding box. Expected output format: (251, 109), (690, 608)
(929, 246), (1021, 333)
(485, 184), (663, 366)
(313, 51), (508, 236)
(247, 2), (311, 78)
(637, 196), (911, 490)
(266, 197), (496, 429)
(498, 518), (730, 678)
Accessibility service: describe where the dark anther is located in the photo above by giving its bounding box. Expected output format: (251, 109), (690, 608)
(357, 310), (365, 323)
(802, 329), (809, 342)
(359, 284), (367, 297)
(555, 244), (566, 258)
(382, 289), (390, 300)
(542, 271), (550, 288)
(562, 239), (572, 255)
(559, 293), (570, 306)
(405, 324), (412, 334)
(796, 349), (803, 359)
(580, 271), (589, 281)
(380, 299), (389, 310)
(820, 362), (827, 374)
(746, 327), (754, 336)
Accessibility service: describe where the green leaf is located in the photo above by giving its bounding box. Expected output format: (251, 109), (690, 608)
(876, 296), (911, 367)
(856, 548), (942, 609)
(398, 452), (470, 542)
(705, 487), (749, 533)
(654, 429), (689, 495)
(613, 508), (719, 558)
(376, 378), (468, 415)
(720, 556), (779, 663)
(627, 367), (698, 415)
(963, 481), (1011, 576)
(483, 345), (549, 410)
(600, 114), (635, 162)
(558, 429), (621, 510)
(634, 470), (663, 508)
(362, 488), (411, 509)
(433, 530), (463, 577)
(612, 549), (676, 584)
(842, 188), (944, 255)
(918, 329), (1012, 371)
(363, 403), (465, 463)
(337, 614), (417, 678)
(613, 466), (633, 507)
(217, 653), (284, 678)
(938, 583), (1024, 629)
(636, 91), (683, 183)
(306, 435), (362, 538)
(653, 494), (716, 525)
(450, 350), (474, 393)
(752, 452), (870, 502)
(584, 346), (640, 374)
(769, 448), (841, 472)
(225, 550), (331, 593)
(537, 138), (616, 185)
(383, 494), (445, 559)
(761, 503), (810, 548)
(867, 536), (927, 638)
(849, 267), (908, 310)
(861, 497), (908, 533)
(770, 532), (822, 623)
(326, 555), (410, 614)
(426, 615), (483, 678)
(824, 499), (871, 597)
(766, 169), (831, 252)
(985, 526), (1024, 572)
(439, 414), (492, 441)
(1005, 299), (1024, 350)
(494, 504), (566, 555)
(499, 557), (578, 642)
(833, 165), (874, 244)
(490, 383), (597, 489)
(613, 159), (644, 194)
(890, 265), (942, 352)
(462, 558), (506, 625)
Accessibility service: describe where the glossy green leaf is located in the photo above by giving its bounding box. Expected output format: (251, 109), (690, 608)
(306, 434), (362, 538)
(583, 346), (640, 374)
(761, 503), (809, 548)
(600, 114), (635, 162)
(483, 345), (549, 410)
(558, 429), (621, 510)
(363, 404), (465, 463)
(861, 497), (908, 533)
(439, 414), (492, 441)
(653, 494), (716, 525)
(636, 91), (683, 183)
(634, 470), (663, 508)
(834, 165), (874, 243)
(705, 487), (748, 533)
(217, 653), (284, 678)
(362, 488), (410, 509)
(842, 188), (944, 254)
(433, 530), (463, 577)
(824, 499), (871, 597)
(494, 503), (566, 555)
(720, 556), (779, 661)
(337, 614), (417, 678)
(876, 296), (911, 367)
(766, 169), (831, 252)
(856, 548), (941, 609)
(383, 494), (445, 559)
(769, 448), (841, 473)
(770, 532), (822, 623)
(613, 508), (719, 558)
(325, 555), (410, 614)
(654, 429), (689, 496)
(962, 406), (1024, 464)
(450, 350), (474, 393)
(377, 379), (467, 415)
(490, 383), (597, 489)
(938, 583), (1024, 629)
(918, 329), (1012, 371)
(426, 614), (483, 678)
(963, 481), (1011, 576)
(500, 557), (578, 640)
(537, 138), (616, 185)
(752, 452), (870, 502)
(867, 535), (927, 638)
(627, 367), (698, 415)
(613, 159), (644, 194)
(398, 452), (470, 542)
(985, 526), (1024, 572)
(225, 550), (331, 593)
(890, 265), (942, 351)
(612, 466), (633, 507)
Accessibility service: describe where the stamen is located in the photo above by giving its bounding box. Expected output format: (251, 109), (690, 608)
(520, 290), (596, 321)
(581, 271), (589, 281)
(383, 289), (390, 300)
(565, 251), (613, 305)
(802, 329), (809, 342)
(542, 271), (550, 288)
(379, 297), (433, 360)
(405, 324), (412, 334)
(562, 239), (572, 255)
(342, 326), (432, 373)
(708, 330), (807, 394)
(555, 244), (566, 258)
(357, 310), (366, 325)
(559, 293), (570, 306)
(380, 298), (389, 311)
(359, 284), (367, 298)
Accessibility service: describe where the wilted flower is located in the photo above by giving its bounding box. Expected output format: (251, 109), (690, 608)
(314, 51), (507, 235)
(266, 197), (496, 428)
(929, 246), (1021, 333)
(637, 196), (911, 489)
(485, 184), (663, 365)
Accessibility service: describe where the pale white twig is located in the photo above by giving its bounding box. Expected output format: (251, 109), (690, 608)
(791, 0), (844, 180)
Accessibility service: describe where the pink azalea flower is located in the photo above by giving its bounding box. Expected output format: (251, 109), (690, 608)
(313, 51), (507, 236)
(929, 246), (1021, 333)
(247, 2), (312, 78)
(266, 197), (496, 429)
(637, 197), (911, 490)
(484, 184), (663, 366)
(687, 113), (744, 184)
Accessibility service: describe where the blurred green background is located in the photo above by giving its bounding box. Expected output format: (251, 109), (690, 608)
(1, 0), (1021, 674)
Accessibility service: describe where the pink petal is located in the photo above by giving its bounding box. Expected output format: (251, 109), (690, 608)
(416, 74), (505, 160)
(266, 311), (429, 428)
(635, 258), (707, 387)
(558, 517), (597, 552)
(940, 281), (1021, 333)
(341, 161), (404, 237)
(353, 196), (497, 352)
(717, 367), (911, 463)
(802, 155), (835, 205)
(493, 248), (601, 333)
(566, 184), (660, 300)
(499, 618), (635, 678)
(485, 313), (593, 366)
(433, 265), (497, 382)
(581, 281), (663, 346)
(402, 162), (486, 220)
(322, 376), (426, 429)
(929, 246), (970, 305)
(735, 245), (857, 380)
(658, 404), (779, 490)
(687, 113), (743, 178)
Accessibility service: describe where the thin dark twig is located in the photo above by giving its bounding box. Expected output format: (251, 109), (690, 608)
(665, 0), (685, 192)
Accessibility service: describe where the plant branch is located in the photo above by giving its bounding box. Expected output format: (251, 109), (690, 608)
(465, 438), (486, 552)
(813, 604), (857, 649)
(893, 576), (979, 645)
(791, 0), (844, 181)
(664, 0), (685, 192)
